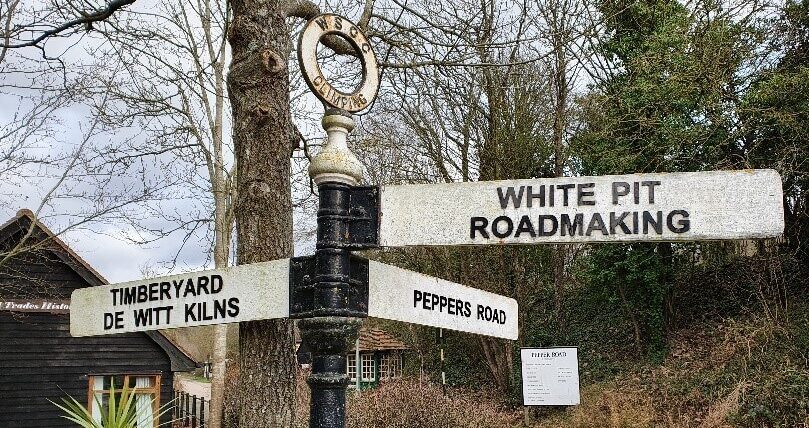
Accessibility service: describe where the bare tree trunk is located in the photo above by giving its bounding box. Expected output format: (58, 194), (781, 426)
(228, 0), (296, 425)
(209, 10), (233, 421)
(209, 186), (230, 427)
(548, 0), (571, 335)
(210, 324), (228, 426)
(478, 336), (510, 392)
(616, 282), (643, 355)
(478, 337), (500, 390)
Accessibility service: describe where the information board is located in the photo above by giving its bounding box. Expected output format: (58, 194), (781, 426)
(521, 347), (580, 406)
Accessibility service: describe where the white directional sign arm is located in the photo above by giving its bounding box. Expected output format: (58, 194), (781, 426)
(71, 257), (520, 340)
(70, 259), (291, 337)
(367, 261), (518, 340)
(379, 170), (784, 246)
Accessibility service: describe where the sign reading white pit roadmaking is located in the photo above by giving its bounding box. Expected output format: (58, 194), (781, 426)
(379, 169), (784, 246)
(70, 259), (291, 337)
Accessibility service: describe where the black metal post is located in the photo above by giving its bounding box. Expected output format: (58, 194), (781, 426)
(298, 108), (365, 428)
(192, 395), (197, 428)
(200, 397), (205, 427)
(300, 182), (362, 427)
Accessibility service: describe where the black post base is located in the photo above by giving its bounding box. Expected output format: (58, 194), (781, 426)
(299, 316), (362, 428)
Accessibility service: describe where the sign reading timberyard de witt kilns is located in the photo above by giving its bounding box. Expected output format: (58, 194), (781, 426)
(379, 169), (784, 247)
(70, 256), (518, 340)
(70, 259), (291, 337)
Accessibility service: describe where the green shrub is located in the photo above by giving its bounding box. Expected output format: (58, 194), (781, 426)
(51, 381), (170, 428)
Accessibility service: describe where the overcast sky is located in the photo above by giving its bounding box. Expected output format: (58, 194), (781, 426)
(0, 1), (360, 283)
(0, 0), (425, 286)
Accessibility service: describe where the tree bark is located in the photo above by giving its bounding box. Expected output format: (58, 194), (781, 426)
(227, 0), (296, 426)
(616, 282), (643, 355)
(549, 0), (571, 334)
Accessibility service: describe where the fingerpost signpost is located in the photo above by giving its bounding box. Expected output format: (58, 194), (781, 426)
(69, 13), (784, 428)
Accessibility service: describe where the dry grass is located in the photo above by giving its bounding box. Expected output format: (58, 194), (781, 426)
(294, 374), (522, 428)
(535, 384), (655, 428)
(350, 379), (521, 428)
(699, 381), (746, 428)
(537, 311), (808, 428)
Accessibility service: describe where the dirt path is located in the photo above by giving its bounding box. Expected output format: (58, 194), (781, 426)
(174, 374), (211, 400)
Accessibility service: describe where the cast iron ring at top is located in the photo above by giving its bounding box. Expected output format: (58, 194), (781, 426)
(298, 14), (380, 113)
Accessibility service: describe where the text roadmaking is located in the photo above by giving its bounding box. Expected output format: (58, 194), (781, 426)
(378, 170), (784, 246)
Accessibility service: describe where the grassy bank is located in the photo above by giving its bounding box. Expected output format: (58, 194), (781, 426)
(537, 303), (809, 427)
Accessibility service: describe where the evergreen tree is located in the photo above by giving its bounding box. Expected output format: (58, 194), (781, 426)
(743, 0), (809, 266)
(574, 0), (759, 356)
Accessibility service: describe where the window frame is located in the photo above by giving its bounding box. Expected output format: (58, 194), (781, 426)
(86, 373), (162, 428)
(360, 353), (376, 382)
(346, 355), (358, 383)
(379, 352), (402, 380)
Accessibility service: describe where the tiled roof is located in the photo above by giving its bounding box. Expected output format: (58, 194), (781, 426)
(351, 327), (409, 352)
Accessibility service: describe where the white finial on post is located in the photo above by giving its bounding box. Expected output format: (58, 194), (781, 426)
(308, 108), (364, 186)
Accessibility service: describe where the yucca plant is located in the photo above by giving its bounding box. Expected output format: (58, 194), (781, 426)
(50, 381), (172, 428)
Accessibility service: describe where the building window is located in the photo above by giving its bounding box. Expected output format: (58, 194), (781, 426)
(361, 354), (376, 382)
(379, 353), (402, 379)
(88, 374), (161, 428)
(346, 355), (357, 383)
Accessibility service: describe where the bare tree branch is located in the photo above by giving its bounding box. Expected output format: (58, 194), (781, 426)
(0, 0), (19, 63)
(283, 0), (370, 58)
(0, 0), (136, 49)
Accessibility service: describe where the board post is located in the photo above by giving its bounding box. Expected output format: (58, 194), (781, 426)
(299, 108), (365, 428)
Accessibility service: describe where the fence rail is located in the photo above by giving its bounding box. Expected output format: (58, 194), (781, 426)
(173, 391), (208, 428)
